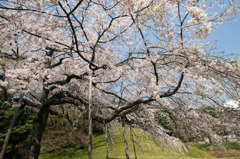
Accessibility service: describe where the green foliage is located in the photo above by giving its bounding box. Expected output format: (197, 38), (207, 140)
(155, 112), (174, 136)
(225, 142), (240, 150)
(200, 106), (218, 118)
(0, 102), (35, 158)
(0, 58), (8, 65)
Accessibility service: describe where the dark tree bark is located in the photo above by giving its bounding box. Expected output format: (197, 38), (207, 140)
(23, 104), (50, 159)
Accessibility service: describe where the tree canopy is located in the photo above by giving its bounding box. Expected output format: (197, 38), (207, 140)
(0, 0), (239, 158)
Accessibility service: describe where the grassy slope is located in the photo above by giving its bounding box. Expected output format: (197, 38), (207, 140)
(40, 125), (239, 159)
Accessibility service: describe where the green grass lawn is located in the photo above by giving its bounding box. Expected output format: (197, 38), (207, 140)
(39, 125), (240, 159)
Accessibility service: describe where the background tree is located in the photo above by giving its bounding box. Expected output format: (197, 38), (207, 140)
(0, 102), (35, 159)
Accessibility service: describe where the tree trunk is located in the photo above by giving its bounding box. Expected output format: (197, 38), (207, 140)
(121, 116), (129, 159)
(23, 105), (50, 159)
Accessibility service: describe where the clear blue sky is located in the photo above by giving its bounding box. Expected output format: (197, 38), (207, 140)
(207, 3), (240, 56)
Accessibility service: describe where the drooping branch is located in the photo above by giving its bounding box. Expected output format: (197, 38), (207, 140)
(48, 73), (88, 86)
(93, 71), (184, 124)
(0, 5), (66, 18)
(160, 72), (184, 98)
(22, 30), (71, 49)
(46, 91), (88, 109)
(95, 87), (127, 102)
(93, 98), (154, 124)
(20, 98), (58, 116)
(94, 76), (122, 84)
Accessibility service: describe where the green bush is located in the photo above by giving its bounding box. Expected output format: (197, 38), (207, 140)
(225, 142), (240, 150)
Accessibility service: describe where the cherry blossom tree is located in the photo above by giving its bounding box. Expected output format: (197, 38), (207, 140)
(0, 0), (240, 158)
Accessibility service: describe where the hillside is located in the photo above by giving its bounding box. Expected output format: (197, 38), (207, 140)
(39, 124), (240, 159)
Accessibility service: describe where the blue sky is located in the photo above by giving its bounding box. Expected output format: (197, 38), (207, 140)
(207, 3), (240, 56)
